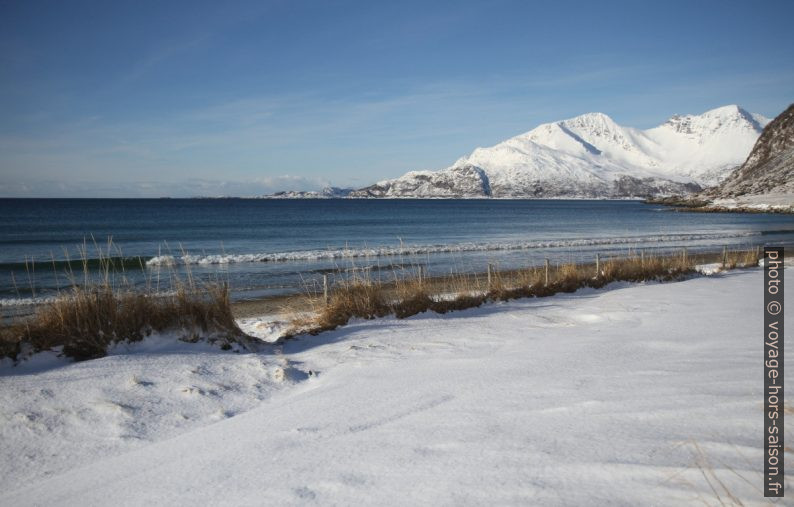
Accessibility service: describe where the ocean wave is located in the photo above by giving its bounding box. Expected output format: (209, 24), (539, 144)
(0, 295), (59, 307)
(145, 231), (764, 266)
(0, 289), (188, 308)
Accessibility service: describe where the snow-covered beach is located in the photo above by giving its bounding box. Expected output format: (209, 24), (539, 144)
(3, 1), (793, 504)
(1, 265), (789, 505)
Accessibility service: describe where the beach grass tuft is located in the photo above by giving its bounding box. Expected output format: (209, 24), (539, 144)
(0, 240), (248, 362)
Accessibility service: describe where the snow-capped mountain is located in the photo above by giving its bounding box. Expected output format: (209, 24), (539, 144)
(351, 105), (769, 199)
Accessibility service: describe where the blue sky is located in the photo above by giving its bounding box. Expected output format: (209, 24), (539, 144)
(1, 0), (793, 197)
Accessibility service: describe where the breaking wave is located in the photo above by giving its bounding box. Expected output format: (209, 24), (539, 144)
(0, 295), (59, 307)
(145, 231), (765, 266)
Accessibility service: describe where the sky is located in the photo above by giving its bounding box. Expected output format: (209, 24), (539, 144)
(1, 0), (793, 197)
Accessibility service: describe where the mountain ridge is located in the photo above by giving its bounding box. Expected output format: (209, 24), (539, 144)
(349, 105), (768, 199)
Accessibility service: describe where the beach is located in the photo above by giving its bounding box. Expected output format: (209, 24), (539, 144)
(1, 265), (790, 504)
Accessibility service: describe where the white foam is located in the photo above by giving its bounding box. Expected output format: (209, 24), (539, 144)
(145, 231), (761, 266)
(0, 296), (58, 307)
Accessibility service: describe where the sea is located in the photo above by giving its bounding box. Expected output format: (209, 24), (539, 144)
(1, 198), (792, 309)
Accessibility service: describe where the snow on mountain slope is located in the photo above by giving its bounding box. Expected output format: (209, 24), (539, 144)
(643, 105), (770, 185)
(352, 105), (768, 199)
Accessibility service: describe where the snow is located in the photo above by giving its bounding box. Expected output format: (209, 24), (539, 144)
(236, 315), (291, 342)
(694, 262), (725, 275)
(465, 104), (766, 188)
(710, 192), (794, 212)
(361, 105), (767, 198)
(0, 334), (310, 495)
(643, 105), (770, 185)
(1, 267), (790, 505)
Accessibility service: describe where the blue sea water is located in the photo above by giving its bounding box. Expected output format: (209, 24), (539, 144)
(1, 198), (792, 305)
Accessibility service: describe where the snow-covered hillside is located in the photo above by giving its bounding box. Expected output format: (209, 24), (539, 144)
(1, 268), (791, 504)
(352, 105), (768, 199)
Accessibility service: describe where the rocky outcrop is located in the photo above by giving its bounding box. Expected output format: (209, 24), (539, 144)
(350, 165), (491, 198)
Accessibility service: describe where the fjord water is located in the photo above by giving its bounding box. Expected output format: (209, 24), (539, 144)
(1, 198), (793, 305)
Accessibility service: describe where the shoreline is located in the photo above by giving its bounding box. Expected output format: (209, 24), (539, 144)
(0, 246), (782, 325)
(645, 195), (794, 214)
(3, 245), (782, 360)
(230, 246), (767, 321)
(0, 245), (776, 324)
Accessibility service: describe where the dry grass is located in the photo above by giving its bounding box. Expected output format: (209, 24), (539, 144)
(724, 248), (760, 270)
(2, 245), (762, 358)
(313, 280), (391, 332)
(289, 248), (759, 336)
(0, 241), (248, 362)
(1, 284), (243, 361)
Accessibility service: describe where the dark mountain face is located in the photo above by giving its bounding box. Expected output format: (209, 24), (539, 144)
(706, 104), (794, 198)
